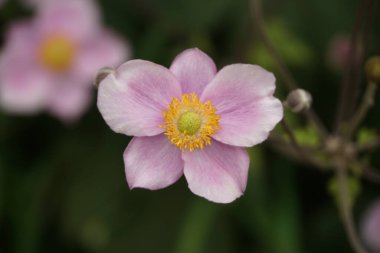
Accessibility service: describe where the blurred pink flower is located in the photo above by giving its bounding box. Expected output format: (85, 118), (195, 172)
(327, 34), (351, 70)
(97, 48), (283, 203)
(361, 198), (380, 251)
(0, 0), (130, 121)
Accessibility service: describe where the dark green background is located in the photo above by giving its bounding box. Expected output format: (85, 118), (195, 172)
(0, 0), (379, 252)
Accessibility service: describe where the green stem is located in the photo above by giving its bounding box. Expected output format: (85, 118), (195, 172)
(345, 81), (377, 138)
(335, 162), (369, 253)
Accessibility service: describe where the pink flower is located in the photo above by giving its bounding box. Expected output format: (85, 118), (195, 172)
(97, 48), (283, 203)
(361, 198), (380, 251)
(0, 0), (130, 121)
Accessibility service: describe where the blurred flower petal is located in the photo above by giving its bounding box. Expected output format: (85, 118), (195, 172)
(0, 55), (52, 114)
(47, 79), (92, 122)
(74, 30), (130, 82)
(36, 0), (100, 42)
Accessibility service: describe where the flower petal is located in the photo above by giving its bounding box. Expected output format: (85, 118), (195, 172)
(73, 30), (131, 82)
(124, 134), (184, 190)
(36, 0), (100, 42)
(169, 48), (217, 96)
(201, 64), (283, 147)
(47, 79), (91, 122)
(4, 20), (39, 54)
(97, 60), (182, 136)
(0, 54), (52, 114)
(183, 140), (249, 203)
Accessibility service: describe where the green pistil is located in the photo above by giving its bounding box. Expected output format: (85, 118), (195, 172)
(177, 111), (201, 135)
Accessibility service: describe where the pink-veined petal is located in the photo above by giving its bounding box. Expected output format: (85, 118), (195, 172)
(124, 134), (184, 190)
(201, 64), (283, 147)
(97, 60), (182, 136)
(169, 48), (217, 96)
(183, 140), (249, 203)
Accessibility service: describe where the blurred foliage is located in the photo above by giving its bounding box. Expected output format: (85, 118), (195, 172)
(249, 19), (315, 69)
(1, 0), (380, 253)
(328, 176), (362, 208)
(357, 128), (377, 146)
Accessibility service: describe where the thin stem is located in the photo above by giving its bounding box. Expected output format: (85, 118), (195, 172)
(250, 0), (328, 141)
(335, 0), (376, 133)
(281, 119), (302, 152)
(250, 0), (297, 91)
(335, 162), (370, 253)
(346, 81), (377, 138)
(267, 134), (329, 169)
(303, 109), (329, 139)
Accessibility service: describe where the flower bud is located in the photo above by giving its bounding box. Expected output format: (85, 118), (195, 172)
(285, 89), (312, 113)
(365, 56), (380, 83)
(94, 67), (114, 88)
(327, 34), (351, 70)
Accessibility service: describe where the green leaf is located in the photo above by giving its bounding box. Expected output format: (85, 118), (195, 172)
(356, 128), (377, 146)
(249, 19), (314, 69)
(327, 176), (361, 208)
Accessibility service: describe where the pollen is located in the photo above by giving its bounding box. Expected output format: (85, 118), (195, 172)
(161, 93), (220, 151)
(39, 35), (75, 72)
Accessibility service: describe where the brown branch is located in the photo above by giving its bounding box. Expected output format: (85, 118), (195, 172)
(303, 109), (329, 139)
(335, 162), (371, 253)
(250, 0), (329, 141)
(250, 0), (297, 91)
(346, 81), (377, 138)
(267, 134), (329, 169)
(335, 0), (377, 133)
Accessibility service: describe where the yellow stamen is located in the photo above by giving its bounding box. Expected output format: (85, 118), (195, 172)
(39, 35), (75, 72)
(161, 93), (220, 151)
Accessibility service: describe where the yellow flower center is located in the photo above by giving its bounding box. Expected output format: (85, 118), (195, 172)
(39, 35), (75, 72)
(161, 93), (220, 151)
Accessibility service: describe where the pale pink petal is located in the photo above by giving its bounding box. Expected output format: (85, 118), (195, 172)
(169, 48), (217, 96)
(73, 30), (130, 82)
(36, 0), (100, 42)
(361, 199), (380, 251)
(0, 54), (52, 114)
(124, 134), (184, 190)
(47, 79), (92, 122)
(201, 64), (283, 147)
(97, 60), (182, 136)
(183, 140), (249, 203)
(4, 20), (40, 55)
